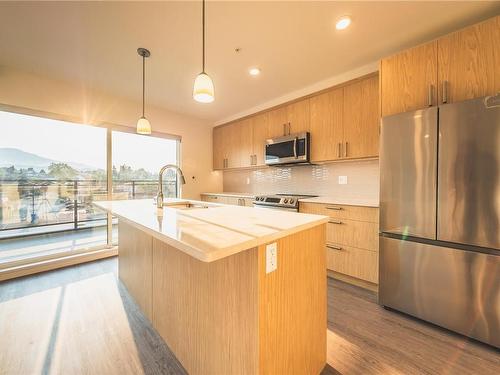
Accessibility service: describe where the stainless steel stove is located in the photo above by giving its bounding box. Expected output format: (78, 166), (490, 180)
(253, 194), (317, 212)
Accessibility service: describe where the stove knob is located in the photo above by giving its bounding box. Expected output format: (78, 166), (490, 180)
(284, 199), (289, 204)
(260, 197), (265, 201)
(289, 199), (295, 204)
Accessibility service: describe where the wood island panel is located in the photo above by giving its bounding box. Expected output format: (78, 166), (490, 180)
(118, 221), (153, 321)
(152, 238), (259, 375)
(258, 224), (327, 375)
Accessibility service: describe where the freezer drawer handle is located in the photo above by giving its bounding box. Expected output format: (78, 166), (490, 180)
(326, 206), (342, 211)
(328, 220), (343, 224)
(326, 244), (342, 250)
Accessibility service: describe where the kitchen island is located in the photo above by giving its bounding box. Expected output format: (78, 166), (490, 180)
(94, 198), (328, 375)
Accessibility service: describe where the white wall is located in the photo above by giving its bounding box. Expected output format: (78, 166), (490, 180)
(0, 66), (222, 199)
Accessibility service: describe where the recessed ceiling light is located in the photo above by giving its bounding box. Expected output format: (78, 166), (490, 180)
(336, 16), (351, 30)
(249, 67), (261, 76)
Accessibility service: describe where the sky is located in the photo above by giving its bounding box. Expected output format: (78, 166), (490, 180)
(0, 110), (177, 173)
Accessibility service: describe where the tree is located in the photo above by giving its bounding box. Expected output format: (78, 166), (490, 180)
(48, 163), (78, 180)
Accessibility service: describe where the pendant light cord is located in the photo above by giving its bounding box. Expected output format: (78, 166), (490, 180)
(202, 0), (205, 73)
(142, 54), (145, 118)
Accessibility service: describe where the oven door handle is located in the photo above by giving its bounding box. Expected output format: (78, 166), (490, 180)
(293, 137), (298, 159)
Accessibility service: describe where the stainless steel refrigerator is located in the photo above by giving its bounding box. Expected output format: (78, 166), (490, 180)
(379, 95), (500, 348)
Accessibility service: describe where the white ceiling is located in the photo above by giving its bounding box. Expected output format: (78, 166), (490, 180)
(0, 1), (499, 123)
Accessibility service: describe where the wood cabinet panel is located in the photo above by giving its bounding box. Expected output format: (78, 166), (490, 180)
(152, 238), (259, 375)
(212, 126), (226, 170)
(327, 219), (379, 252)
(326, 244), (378, 284)
(237, 119), (253, 168)
(118, 221), (153, 321)
(267, 106), (288, 138)
(343, 75), (380, 159)
(258, 224), (326, 375)
(286, 98), (310, 134)
(251, 112), (269, 166)
(299, 202), (379, 223)
(380, 41), (438, 116)
(310, 88), (344, 162)
(438, 16), (500, 104)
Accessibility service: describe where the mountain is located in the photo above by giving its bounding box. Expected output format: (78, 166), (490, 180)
(0, 148), (97, 171)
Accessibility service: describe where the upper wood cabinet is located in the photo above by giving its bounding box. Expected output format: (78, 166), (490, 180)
(267, 99), (310, 138)
(310, 74), (379, 162)
(310, 88), (344, 162)
(250, 112), (269, 166)
(380, 41), (438, 117)
(438, 15), (500, 104)
(213, 125), (226, 170)
(267, 106), (287, 138)
(287, 99), (310, 134)
(381, 15), (499, 117)
(236, 119), (253, 168)
(343, 75), (380, 159)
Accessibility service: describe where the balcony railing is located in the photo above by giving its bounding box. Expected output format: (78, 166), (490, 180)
(0, 178), (177, 239)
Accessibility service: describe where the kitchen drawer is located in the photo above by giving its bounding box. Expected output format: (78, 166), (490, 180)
(327, 218), (379, 251)
(300, 202), (378, 223)
(326, 243), (378, 284)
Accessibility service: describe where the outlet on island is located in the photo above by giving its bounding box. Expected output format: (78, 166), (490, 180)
(266, 242), (278, 274)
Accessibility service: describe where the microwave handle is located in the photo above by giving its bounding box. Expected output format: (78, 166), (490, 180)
(293, 137), (298, 159)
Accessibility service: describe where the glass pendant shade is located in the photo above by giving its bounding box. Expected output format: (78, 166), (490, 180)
(193, 72), (215, 103)
(136, 116), (152, 135)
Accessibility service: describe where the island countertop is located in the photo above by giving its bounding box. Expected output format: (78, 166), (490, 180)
(94, 198), (328, 262)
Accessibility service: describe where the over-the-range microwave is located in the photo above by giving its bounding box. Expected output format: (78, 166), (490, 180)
(265, 132), (310, 166)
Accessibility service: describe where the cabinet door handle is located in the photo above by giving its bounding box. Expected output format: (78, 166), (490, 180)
(328, 220), (343, 224)
(428, 84), (433, 106)
(344, 142), (348, 157)
(326, 206), (342, 211)
(326, 244), (342, 251)
(283, 123), (287, 136)
(288, 122), (291, 135)
(442, 81), (448, 103)
(337, 143), (341, 158)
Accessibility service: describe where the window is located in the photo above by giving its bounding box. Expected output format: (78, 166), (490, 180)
(111, 130), (179, 244)
(0, 109), (180, 267)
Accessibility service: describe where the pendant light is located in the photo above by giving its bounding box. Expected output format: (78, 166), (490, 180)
(137, 47), (152, 134)
(193, 0), (215, 103)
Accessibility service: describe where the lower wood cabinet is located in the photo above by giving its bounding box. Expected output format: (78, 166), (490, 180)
(299, 202), (379, 288)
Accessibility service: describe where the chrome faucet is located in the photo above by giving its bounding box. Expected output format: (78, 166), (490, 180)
(156, 164), (186, 208)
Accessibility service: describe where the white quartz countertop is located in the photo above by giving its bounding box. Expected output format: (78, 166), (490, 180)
(94, 199), (328, 262)
(298, 196), (379, 208)
(201, 192), (256, 199)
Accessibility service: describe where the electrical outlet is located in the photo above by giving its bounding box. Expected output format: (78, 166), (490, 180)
(266, 243), (278, 274)
(338, 175), (348, 185)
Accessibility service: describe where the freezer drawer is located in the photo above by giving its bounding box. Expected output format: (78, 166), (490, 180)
(438, 97), (500, 250)
(379, 236), (500, 348)
(380, 107), (438, 239)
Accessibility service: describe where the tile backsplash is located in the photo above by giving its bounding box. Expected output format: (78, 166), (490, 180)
(223, 159), (380, 201)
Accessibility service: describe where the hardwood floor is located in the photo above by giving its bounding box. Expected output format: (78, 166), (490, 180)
(0, 257), (498, 375)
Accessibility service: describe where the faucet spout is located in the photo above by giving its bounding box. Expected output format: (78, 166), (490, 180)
(156, 164), (186, 208)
